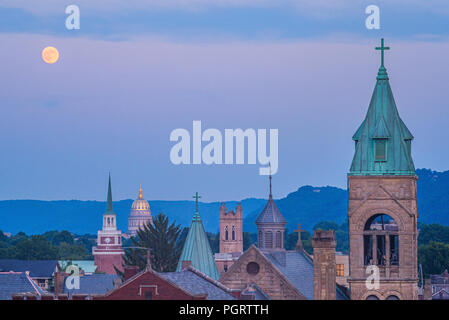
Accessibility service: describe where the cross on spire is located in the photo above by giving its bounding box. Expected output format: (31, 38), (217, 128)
(193, 192), (201, 212)
(294, 224), (306, 249)
(375, 38), (390, 67)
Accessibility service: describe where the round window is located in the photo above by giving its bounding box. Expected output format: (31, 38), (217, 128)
(246, 262), (260, 275)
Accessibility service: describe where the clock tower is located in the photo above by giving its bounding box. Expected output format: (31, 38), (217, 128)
(93, 174), (124, 274)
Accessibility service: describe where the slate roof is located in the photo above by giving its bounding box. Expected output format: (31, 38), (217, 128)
(262, 248), (349, 300)
(255, 197), (286, 225)
(0, 272), (45, 300)
(161, 268), (235, 300)
(0, 259), (59, 278)
(63, 274), (118, 298)
(176, 211), (220, 280)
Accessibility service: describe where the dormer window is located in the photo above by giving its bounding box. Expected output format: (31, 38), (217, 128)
(374, 138), (387, 161)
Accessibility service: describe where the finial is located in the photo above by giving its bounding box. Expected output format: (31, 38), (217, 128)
(294, 224), (304, 249)
(375, 38), (390, 80)
(138, 184), (143, 199)
(269, 162), (272, 199)
(193, 192), (201, 213)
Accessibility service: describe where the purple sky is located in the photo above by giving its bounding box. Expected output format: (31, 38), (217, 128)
(1, 2), (449, 201)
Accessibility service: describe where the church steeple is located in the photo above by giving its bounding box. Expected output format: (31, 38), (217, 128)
(176, 193), (220, 280)
(105, 173), (115, 215)
(349, 38), (415, 176)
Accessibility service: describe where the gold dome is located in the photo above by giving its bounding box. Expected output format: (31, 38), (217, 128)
(131, 185), (150, 211)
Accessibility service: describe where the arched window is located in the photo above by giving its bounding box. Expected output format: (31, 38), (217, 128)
(258, 231), (263, 248)
(232, 226), (236, 241)
(275, 231), (282, 248)
(364, 214), (399, 266)
(366, 295), (379, 300)
(386, 295), (400, 300)
(225, 226), (229, 241)
(265, 231), (273, 249)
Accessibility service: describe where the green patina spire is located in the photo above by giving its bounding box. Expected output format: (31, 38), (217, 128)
(176, 193), (220, 280)
(105, 173), (115, 215)
(349, 39), (416, 176)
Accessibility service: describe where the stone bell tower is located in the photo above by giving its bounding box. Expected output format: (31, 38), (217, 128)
(219, 203), (243, 254)
(347, 39), (418, 300)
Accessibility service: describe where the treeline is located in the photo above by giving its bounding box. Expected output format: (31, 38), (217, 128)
(0, 230), (96, 260)
(2, 219), (449, 277)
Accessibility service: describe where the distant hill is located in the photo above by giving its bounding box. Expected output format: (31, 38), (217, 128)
(0, 169), (448, 235)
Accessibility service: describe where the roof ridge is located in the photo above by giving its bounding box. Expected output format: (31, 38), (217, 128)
(184, 266), (237, 294)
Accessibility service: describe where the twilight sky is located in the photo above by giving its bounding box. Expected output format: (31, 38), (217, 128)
(0, 0), (448, 201)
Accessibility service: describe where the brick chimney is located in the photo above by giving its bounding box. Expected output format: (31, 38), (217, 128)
(312, 230), (336, 300)
(54, 272), (67, 296)
(181, 260), (192, 269)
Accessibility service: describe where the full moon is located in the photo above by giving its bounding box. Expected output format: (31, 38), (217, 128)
(42, 46), (59, 64)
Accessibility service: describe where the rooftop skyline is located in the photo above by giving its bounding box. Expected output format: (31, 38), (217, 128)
(1, 1), (449, 201)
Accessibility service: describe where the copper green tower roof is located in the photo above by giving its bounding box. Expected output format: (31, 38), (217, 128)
(349, 39), (416, 176)
(176, 192), (220, 280)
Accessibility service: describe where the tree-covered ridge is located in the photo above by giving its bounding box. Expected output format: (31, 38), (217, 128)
(1, 169), (449, 235)
(0, 230), (95, 260)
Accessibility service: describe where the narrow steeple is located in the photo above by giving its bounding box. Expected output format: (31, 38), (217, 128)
(349, 39), (415, 176)
(105, 173), (115, 214)
(176, 193), (220, 280)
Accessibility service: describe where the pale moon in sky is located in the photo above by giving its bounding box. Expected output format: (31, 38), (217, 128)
(42, 46), (59, 64)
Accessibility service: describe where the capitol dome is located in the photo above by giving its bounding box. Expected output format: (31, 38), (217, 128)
(127, 185), (153, 237)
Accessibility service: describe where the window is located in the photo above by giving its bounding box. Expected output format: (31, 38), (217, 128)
(386, 295), (400, 300)
(336, 264), (344, 277)
(364, 235), (373, 265)
(232, 226), (235, 241)
(246, 262), (260, 275)
(265, 231), (273, 249)
(374, 139), (387, 161)
(364, 214), (399, 266)
(376, 235), (386, 266)
(225, 226), (228, 241)
(275, 231), (282, 248)
(366, 295), (379, 300)
(390, 235), (399, 265)
(145, 291), (153, 300)
(258, 231), (263, 248)
(224, 265), (228, 272)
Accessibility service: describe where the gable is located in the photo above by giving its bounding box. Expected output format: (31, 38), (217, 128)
(219, 246), (306, 300)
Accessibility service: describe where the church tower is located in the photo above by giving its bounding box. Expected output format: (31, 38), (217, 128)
(347, 39), (418, 300)
(256, 172), (286, 251)
(219, 203), (243, 254)
(93, 174), (124, 274)
(215, 203), (243, 274)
